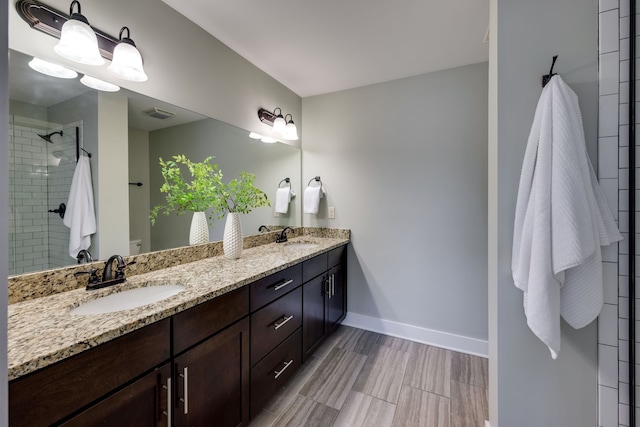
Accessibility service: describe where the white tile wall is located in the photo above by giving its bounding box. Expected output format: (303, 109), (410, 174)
(598, 1), (626, 426)
(6, 116), (80, 274)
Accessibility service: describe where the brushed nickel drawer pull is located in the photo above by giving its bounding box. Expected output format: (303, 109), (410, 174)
(163, 377), (172, 426)
(331, 274), (335, 297)
(274, 279), (294, 291)
(274, 359), (294, 379)
(179, 367), (189, 415)
(274, 315), (294, 330)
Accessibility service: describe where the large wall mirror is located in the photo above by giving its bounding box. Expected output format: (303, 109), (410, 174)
(8, 49), (301, 276)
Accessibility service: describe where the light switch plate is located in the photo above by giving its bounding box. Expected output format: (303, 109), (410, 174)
(274, 212), (280, 217)
(328, 207), (335, 219)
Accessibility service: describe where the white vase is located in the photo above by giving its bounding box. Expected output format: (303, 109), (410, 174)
(189, 211), (209, 245)
(223, 212), (243, 259)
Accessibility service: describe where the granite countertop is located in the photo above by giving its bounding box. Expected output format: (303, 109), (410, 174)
(8, 236), (349, 381)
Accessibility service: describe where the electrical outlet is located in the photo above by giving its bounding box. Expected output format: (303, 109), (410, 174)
(328, 206), (335, 219)
(273, 212), (280, 217)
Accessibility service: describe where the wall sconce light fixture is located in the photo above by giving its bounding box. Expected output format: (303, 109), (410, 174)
(17, 0), (148, 83)
(107, 27), (148, 82)
(53, 1), (104, 66)
(258, 108), (299, 141)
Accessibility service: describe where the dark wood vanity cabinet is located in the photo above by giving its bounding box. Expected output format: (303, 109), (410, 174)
(173, 317), (250, 427)
(9, 245), (347, 426)
(60, 364), (172, 427)
(302, 245), (347, 361)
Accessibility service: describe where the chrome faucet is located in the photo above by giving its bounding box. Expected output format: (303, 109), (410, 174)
(76, 249), (93, 264)
(276, 227), (295, 243)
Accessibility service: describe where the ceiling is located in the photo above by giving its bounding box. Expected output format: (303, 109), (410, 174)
(161, 0), (490, 97)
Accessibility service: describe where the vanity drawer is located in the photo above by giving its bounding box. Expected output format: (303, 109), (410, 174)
(302, 253), (328, 283)
(173, 286), (249, 354)
(251, 286), (302, 365)
(9, 319), (170, 427)
(250, 264), (302, 311)
(328, 245), (347, 268)
(250, 328), (302, 418)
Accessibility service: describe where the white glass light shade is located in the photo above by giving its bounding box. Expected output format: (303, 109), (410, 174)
(248, 132), (263, 139)
(285, 122), (299, 141)
(272, 115), (287, 135)
(80, 75), (120, 92)
(108, 42), (148, 82)
(28, 57), (78, 79)
(54, 18), (104, 66)
(261, 136), (277, 143)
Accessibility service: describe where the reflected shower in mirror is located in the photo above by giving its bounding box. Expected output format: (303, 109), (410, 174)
(8, 49), (301, 276)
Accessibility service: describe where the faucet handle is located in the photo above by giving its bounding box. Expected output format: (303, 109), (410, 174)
(74, 268), (100, 285)
(115, 260), (136, 279)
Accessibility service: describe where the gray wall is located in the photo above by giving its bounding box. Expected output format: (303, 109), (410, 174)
(149, 119), (301, 250)
(489, 0), (599, 425)
(302, 62), (489, 345)
(1, 0), (9, 422)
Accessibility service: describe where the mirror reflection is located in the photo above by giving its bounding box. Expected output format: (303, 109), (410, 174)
(8, 49), (301, 276)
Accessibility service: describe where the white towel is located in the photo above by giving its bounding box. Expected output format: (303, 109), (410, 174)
(275, 187), (291, 214)
(512, 75), (622, 359)
(63, 156), (96, 259)
(304, 185), (322, 214)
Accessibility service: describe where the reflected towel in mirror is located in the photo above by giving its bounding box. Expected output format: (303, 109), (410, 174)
(63, 156), (96, 258)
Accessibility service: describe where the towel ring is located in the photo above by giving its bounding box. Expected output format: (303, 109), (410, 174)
(307, 176), (323, 189)
(279, 178), (291, 188)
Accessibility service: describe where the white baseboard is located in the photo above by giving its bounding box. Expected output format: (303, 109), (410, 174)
(342, 312), (489, 357)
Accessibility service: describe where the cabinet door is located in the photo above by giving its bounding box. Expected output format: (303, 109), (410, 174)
(174, 317), (250, 427)
(302, 274), (327, 361)
(60, 364), (171, 427)
(327, 263), (347, 332)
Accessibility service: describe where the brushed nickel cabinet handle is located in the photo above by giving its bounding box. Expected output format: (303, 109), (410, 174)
(274, 359), (294, 379)
(274, 279), (294, 291)
(162, 377), (172, 426)
(179, 367), (189, 415)
(331, 274), (335, 297)
(325, 277), (331, 296)
(274, 315), (294, 330)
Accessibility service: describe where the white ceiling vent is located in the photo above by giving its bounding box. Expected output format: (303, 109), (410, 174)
(144, 107), (176, 120)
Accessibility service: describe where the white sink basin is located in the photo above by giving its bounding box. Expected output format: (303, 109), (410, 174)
(70, 284), (185, 315)
(283, 242), (320, 250)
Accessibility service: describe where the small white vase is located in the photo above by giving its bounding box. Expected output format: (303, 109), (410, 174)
(223, 212), (243, 259)
(189, 211), (209, 245)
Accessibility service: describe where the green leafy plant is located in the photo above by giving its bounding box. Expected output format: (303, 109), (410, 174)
(150, 155), (270, 225)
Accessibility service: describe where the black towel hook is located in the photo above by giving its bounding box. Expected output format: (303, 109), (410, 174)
(542, 55), (559, 87)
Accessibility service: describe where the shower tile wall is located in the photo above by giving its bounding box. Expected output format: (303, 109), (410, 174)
(7, 115), (79, 275)
(8, 116), (51, 275)
(598, 0), (635, 426)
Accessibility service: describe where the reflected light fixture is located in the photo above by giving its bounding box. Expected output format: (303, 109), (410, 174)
(80, 75), (120, 92)
(248, 132), (263, 139)
(258, 108), (299, 141)
(54, 1), (104, 66)
(28, 57), (78, 79)
(261, 136), (277, 144)
(107, 27), (148, 82)
(284, 114), (299, 141)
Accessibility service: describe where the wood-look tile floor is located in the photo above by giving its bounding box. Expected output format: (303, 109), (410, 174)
(249, 326), (488, 427)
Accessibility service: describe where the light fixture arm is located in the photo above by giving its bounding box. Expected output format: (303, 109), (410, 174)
(118, 26), (136, 47)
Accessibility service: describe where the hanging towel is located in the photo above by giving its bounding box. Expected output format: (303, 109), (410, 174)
(63, 156), (96, 259)
(511, 75), (622, 359)
(275, 187), (291, 214)
(304, 185), (322, 214)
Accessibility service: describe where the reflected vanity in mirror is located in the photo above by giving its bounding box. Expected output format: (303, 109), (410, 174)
(7, 49), (301, 276)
